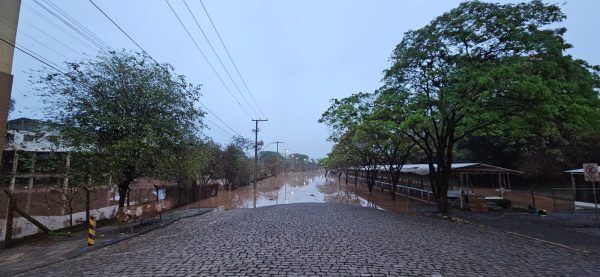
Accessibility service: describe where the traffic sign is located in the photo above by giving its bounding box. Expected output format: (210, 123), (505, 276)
(583, 163), (600, 182)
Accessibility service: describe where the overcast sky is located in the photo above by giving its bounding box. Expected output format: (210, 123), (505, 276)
(8, 0), (600, 158)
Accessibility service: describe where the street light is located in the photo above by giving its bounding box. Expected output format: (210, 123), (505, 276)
(284, 148), (290, 174)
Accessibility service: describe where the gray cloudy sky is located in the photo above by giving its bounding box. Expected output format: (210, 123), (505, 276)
(8, 0), (600, 158)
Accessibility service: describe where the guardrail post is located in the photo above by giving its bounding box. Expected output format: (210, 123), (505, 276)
(83, 186), (90, 230)
(592, 182), (599, 224)
(87, 215), (96, 246)
(4, 192), (16, 247)
(552, 189), (557, 212)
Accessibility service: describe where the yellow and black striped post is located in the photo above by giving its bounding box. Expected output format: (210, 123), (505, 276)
(87, 216), (96, 246)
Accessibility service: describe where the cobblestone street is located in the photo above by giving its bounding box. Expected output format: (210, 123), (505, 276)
(25, 203), (599, 276)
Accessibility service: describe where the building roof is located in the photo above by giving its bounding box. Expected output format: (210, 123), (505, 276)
(352, 163), (523, 175)
(564, 165), (600, 174)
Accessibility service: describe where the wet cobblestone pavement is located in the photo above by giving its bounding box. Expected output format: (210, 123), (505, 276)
(25, 203), (599, 276)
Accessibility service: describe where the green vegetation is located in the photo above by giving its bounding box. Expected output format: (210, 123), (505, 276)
(320, 0), (600, 213)
(34, 50), (256, 208)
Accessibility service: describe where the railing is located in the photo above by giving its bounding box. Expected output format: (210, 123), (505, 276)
(550, 187), (600, 212)
(350, 175), (434, 204)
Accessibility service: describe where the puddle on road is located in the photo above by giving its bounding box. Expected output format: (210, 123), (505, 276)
(186, 171), (418, 214)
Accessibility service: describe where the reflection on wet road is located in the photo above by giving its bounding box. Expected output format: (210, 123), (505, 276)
(187, 171), (419, 214)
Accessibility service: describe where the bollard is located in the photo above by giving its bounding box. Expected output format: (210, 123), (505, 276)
(87, 216), (96, 246)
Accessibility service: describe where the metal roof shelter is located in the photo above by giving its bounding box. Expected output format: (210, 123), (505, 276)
(564, 166), (600, 174)
(399, 163), (523, 175)
(350, 163), (522, 194)
(564, 165), (600, 208)
(398, 163), (523, 194)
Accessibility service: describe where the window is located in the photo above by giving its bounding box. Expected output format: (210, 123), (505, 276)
(23, 134), (35, 142)
(5, 133), (14, 142)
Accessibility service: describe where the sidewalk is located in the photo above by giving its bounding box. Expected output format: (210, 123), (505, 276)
(0, 207), (213, 277)
(444, 209), (600, 254)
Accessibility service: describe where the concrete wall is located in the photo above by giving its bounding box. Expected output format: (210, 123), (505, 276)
(0, 0), (20, 74)
(0, 0), (21, 168)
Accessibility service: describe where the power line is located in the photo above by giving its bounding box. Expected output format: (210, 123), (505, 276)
(164, 0), (253, 118)
(88, 0), (158, 64)
(198, 0), (280, 141)
(33, 0), (109, 51)
(0, 17), (83, 57)
(252, 118), (268, 188)
(5, 11), (243, 142)
(205, 117), (234, 138)
(0, 36), (66, 74)
(2, 34), (242, 142)
(22, 20), (85, 56)
(22, 2), (98, 51)
(182, 0), (258, 117)
(43, 0), (110, 49)
(199, 103), (242, 137)
(198, 0), (267, 118)
(85, 0), (246, 139)
(0, 19), (74, 61)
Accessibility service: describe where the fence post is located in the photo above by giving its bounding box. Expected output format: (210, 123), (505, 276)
(592, 182), (599, 224)
(530, 189), (537, 210)
(155, 185), (162, 220)
(83, 186), (90, 230)
(4, 192), (16, 247)
(552, 189), (557, 212)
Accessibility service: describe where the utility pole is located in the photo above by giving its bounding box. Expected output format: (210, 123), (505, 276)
(274, 141), (283, 177)
(252, 119), (268, 188)
(284, 148), (290, 174)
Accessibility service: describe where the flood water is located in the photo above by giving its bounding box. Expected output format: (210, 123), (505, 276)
(186, 170), (420, 214)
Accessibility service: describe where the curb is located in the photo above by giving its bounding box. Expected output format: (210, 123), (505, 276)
(12, 209), (213, 276)
(426, 212), (597, 256)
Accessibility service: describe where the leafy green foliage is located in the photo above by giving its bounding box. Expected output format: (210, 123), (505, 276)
(320, 1), (600, 213)
(221, 136), (252, 189)
(259, 151), (284, 176)
(34, 50), (205, 207)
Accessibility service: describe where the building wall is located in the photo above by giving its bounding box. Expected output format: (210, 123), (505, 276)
(0, 178), (173, 241)
(0, 0), (20, 74)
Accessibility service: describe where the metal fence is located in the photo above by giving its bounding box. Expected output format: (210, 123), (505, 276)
(1, 183), (218, 243)
(349, 175), (434, 203)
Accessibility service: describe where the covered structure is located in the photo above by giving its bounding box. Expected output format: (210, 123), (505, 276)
(346, 163), (523, 204)
(564, 166), (600, 209)
(400, 163), (523, 193)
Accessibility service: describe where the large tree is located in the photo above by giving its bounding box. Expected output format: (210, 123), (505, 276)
(35, 50), (204, 208)
(360, 89), (416, 200)
(384, 0), (600, 213)
(320, 93), (382, 191)
(221, 136), (252, 190)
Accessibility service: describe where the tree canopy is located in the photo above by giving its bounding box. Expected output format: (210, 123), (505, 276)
(35, 50), (205, 207)
(320, 0), (600, 213)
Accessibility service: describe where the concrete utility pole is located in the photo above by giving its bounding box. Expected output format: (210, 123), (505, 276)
(284, 148), (290, 174)
(252, 119), (268, 188)
(274, 141), (283, 176)
(0, 0), (21, 166)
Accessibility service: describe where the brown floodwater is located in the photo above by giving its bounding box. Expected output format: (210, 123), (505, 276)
(185, 171), (419, 214)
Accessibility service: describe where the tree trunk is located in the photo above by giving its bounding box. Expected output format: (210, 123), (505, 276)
(432, 165), (451, 214)
(367, 170), (374, 193)
(117, 182), (129, 208)
(390, 173), (398, 201)
(354, 170), (358, 187)
(68, 204), (73, 227)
